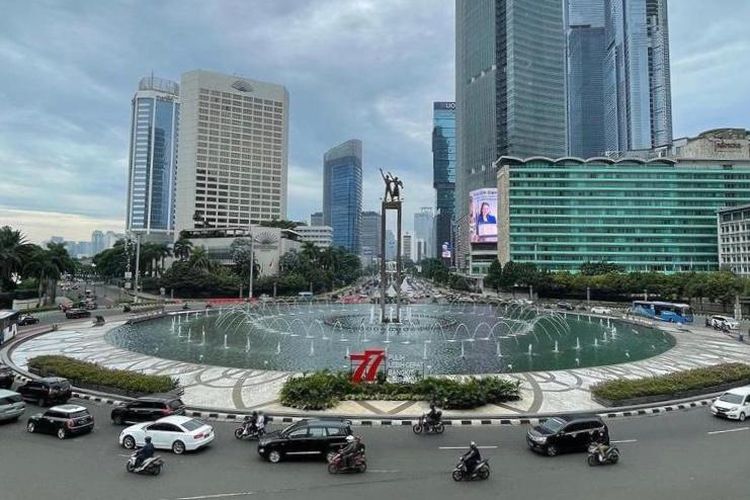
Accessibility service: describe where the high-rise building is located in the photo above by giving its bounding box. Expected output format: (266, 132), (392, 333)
(310, 211), (324, 226)
(90, 230), (105, 256)
(385, 230), (397, 261)
(456, 0), (566, 271)
(414, 207), (434, 260)
(360, 211), (381, 259)
(126, 76), (180, 236)
(294, 225), (333, 248)
(402, 233), (413, 262)
(566, 0), (606, 158)
(174, 70), (289, 233)
(603, 0), (672, 153)
(323, 139), (362, 253)
(432, 102), (456, 260)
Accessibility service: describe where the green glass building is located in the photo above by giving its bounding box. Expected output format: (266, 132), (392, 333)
(495, 157), (750, 272)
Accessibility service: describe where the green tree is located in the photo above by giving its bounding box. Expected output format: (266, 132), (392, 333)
(579, 261), (625, 276)
(23, 247), (60, 306)
(188, 246), (212, 271)
(0, 226), (34, 292)
(173, 237), (193, 261)
(484, 260), (503, 292)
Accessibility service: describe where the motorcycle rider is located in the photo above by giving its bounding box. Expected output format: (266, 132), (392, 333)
(462, 441), (481, 476)
(242, 411), (258, 437)
(255, 410), (266, 434)
(134, 436), (155, 470)
(426, 403), (441, 427)
(340, 435), (359, 469)
(590, 430), (611, 463)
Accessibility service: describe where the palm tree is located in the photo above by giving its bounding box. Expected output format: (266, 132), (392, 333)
(23, 248), (60, 306)
(173, 237), (193, 261)
(45, 242), (75, 303)
(0, 226), (34, 292)
(188, 246), (212, 271)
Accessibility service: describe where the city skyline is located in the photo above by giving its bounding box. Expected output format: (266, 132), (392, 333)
(0, 1), (748, 243)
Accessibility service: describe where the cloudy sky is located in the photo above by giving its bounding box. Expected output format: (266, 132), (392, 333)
(0, 0), (748, 243)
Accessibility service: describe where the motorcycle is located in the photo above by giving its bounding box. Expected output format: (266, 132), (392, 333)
(452, 457), (490, 482)
(412, 413), (445, 434)
(234, 417), (265, 440)
(126, 452), (164, 476)
(587, 443), (620, 466)
(327, 451), (367, 474)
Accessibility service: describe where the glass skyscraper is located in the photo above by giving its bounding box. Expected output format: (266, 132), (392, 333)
(603, 0), (672, 153)
(566, 0), (606, 158)
(432, 102), (456, 260)
(323, 139), (362, 253)
(126, 76), (180, 235)
(456, 0), (567, 270)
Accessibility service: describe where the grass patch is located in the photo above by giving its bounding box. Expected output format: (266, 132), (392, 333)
(280, 371), (521, 410)
(591, 363), (750, 402)
(27, 355), (180, 396)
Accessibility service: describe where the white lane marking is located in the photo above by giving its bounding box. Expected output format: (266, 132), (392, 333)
(439, 446), (498, 450)
(707, 427), (750, 435)
(611, 439), (638, 444)
(368, 469), (401, 473)
(174, 493), (255, 500)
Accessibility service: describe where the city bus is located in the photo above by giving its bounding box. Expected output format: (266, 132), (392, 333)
(0, 310), (20, 345)
(631, 301), (694, 324)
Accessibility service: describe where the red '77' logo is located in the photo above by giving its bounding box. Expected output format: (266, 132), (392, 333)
(349, 349), (386, 382)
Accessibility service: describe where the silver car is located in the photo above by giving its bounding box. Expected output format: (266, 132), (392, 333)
(0, 389), (26, 422)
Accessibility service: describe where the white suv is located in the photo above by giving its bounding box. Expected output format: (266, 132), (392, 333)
(590, 306), (612, 315)
(709, 315), (739, 331)
(711, 386), (750, 421)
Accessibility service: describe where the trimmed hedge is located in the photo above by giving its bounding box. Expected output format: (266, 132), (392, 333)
(27, 355), (180, 396)
(280, 371), (521, 410)
(591, 363), (750, 403)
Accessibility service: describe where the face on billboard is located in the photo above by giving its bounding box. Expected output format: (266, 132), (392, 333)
(469, 188), (498, 243)
(441, 241), (451, 258)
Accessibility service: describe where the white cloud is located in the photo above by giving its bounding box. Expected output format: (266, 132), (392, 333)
(0, 207), (123, 244)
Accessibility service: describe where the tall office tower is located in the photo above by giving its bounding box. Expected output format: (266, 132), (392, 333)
(323, 139), (362, 253)
(360, 211), (381, 258)
(385, 230), (397, 261)
(174, 70), (289, 233)
(90, 230), (105, 256)
(456, 0), (566, 270)
(603, 0), (672, 153)
(310, 212), (324, 226)
(432, 102), (456, 260)
(126, 76), (180, 237)
(402, 233), (413, 262)
(566, 0), (607, 157)
(414, 207), (434, 260)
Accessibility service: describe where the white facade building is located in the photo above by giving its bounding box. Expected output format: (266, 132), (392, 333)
(294, 225), (333, 248)
(718, 204), (750, 277)
(174, 70), (289, 234)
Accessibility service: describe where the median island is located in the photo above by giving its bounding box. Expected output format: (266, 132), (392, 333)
(591, 363), (750, 407)
(280, 370), (521, 410)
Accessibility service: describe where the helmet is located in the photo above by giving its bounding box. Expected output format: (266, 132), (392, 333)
(470, 441), (477, 449)
(252, 410), (258, 416)
(145, 436), (152, 443)
(346, 435), (355, 443)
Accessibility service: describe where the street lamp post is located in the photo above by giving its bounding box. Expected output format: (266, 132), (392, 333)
(248, 234), (254, 300)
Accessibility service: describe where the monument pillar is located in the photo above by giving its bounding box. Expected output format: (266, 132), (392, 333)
(379, 169), (404, 323)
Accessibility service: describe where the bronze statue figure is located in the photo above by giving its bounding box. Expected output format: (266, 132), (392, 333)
(380, 168), (404, 202)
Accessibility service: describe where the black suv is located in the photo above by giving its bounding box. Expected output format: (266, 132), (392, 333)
(257, 418), (352, 463)
(527, 414), (609, 456)
(65, 309), (91, 319)
(17, 377), (72, 406)
(27, 404), (94, 439)
(0, 364), (14, 390)
(17, 314), (40, 326)
(111, 394), (186, 425)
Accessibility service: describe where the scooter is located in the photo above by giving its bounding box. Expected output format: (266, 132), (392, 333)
(587, 443), (620, 466)
(412, 413), (445, 434)
(234, 417), (265, 440)
(452, 457), (490, 481)
(126, 452), (164, 475)
(327, 451), (367, 474)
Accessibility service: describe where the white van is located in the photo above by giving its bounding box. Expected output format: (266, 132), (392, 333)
(710, 386), (750, 421)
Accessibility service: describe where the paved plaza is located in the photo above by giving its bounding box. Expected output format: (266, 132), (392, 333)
(8, 315), (750, 418)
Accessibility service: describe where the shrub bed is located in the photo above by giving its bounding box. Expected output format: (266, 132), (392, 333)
(280, 371), (521, 410)
(591, 363), (750, 406)
(27, 355), (181, 397)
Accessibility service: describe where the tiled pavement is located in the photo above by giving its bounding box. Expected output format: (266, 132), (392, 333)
(8, 318), (750, 419)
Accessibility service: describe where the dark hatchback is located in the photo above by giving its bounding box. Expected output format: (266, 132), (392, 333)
(17, 377), (72, 406)
(0, 364), (14, 389)
(527, 414), (609, 456)
(65, 309), (91, 319)
(17, 315), (40, 326)
(111, 394), (186, 425)
(27, 404), (94, 439)
(257, 418), (352, 463)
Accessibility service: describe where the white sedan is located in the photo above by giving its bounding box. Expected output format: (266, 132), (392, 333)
(119, 415), (215, 454)
(590, 306), (612, 315)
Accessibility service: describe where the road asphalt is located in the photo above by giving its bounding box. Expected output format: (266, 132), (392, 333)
(0, 390), (747, 500)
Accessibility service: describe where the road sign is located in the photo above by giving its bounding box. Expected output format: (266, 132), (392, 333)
(124, 272), (132, 279)
(124, 282), (132, 289)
